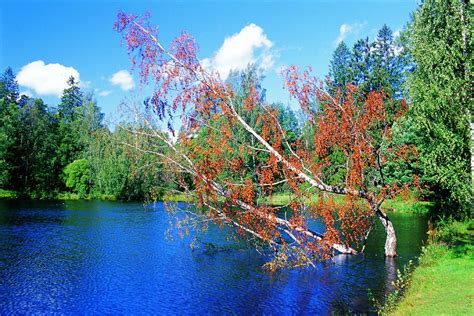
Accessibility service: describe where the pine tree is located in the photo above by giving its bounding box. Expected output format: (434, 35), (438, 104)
(327, 41), (353, 95)
(350, 37), (373, 92)
(56, 77), (85, 177)
(372, 24), (406, 98)
(0, 67), (19, 102)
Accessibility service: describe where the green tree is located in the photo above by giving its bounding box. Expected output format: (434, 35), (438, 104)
(371, 24), (407, 99)
(73, 92), (104, 143)
(55, 77), (85, 185)
(58, 76), (83, 122)
(15, 98), (58, 196)
(63, 159), (91, 197)
(350, 37), (372, 91)
(0, 68), (21, 188)
(87, 128), (128, 198)
(407, 0), (472, 217)
(0, 67), (19, 102)
(328, 41), (353, 95)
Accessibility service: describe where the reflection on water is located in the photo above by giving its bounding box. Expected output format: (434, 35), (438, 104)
(0, 200), (427, 314)
(385, 257), (398, 294)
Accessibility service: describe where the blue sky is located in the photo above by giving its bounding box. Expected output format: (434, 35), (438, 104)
(0, 0), (418, 121)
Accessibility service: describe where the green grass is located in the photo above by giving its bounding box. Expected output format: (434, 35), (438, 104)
(0, 189), (17, 199)
(162, 193), (195, 203)
(381, 197), (433, 215)
(263, 192), (432, 215)
(56, 192), (117, 201)
(394, 220), (474, 315)
(1, 188), (433, 215)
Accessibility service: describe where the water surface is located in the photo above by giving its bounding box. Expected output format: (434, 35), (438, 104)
(0, 200), (428, 314)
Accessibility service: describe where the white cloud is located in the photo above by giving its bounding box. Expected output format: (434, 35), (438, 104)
(98, 90), (112, 97)
(17, 60), (80, 97)
(334, 22), (366, 45)
(110, 70), (135, 91)
(202, 23), (274, 80)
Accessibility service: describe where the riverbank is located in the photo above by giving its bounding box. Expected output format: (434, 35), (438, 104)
(393, 220), (474, 315)
(1, 190), (433, 213)
(0, 189), (17, 199)
(0, 190), (119, 201)
(258, 192), (432, 214)
(0, 189), (196, 202)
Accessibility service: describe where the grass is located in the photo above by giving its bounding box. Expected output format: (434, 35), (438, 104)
(2, 188), (433, 214)
(52, 192), (117, 201)
(163, 191), (434, 217)
(0, 189), (17, 199)
(381, 196), (433, 215)
(162, 192), (195, 203)
(260, 192), (433, 215)
(393, 220), (474, 315)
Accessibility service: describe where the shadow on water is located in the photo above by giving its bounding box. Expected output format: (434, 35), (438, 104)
(0, 200), (428, 314)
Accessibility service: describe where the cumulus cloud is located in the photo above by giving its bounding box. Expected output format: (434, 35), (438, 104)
(110, 70), (135, 91)
(334, 22), (366, 45)
(201, 23), (274, 80)
(17, 60), (80, 97)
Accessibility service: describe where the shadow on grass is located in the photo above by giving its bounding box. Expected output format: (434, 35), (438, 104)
(437, 220), (474, 258)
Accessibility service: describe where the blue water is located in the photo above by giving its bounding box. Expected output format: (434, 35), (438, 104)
(0, 200), (428, 314)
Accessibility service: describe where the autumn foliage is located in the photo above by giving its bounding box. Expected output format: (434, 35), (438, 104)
(114, 12), (419, 269)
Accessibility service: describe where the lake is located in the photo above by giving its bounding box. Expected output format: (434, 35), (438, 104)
(0, 200), (428, 314)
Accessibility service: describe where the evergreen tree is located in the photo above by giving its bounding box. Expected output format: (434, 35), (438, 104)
(327, 41), (353, 95)
(56, 77), (84, 178)
(58, 76), (83, 122)
(350, 37), (373, 92)
(14, 98), (58, 196)
(372, 24), (406, 98)
(0, 67), (19, 102)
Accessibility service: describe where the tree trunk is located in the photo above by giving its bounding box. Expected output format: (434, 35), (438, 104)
(376, 209), (397, 257)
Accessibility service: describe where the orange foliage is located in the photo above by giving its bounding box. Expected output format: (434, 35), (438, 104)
(115, 12), (420, 267)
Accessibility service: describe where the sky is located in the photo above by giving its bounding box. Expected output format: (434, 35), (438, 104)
(0, 0), (418, 122)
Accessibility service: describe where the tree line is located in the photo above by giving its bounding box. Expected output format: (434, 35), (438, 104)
(326, 0), (471, 219)
(0, 72), (175, 200)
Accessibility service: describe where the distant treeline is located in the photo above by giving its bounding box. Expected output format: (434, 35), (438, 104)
(0, 74), (175, 200)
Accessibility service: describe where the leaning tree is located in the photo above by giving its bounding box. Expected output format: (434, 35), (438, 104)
(114, 12), (418, 269)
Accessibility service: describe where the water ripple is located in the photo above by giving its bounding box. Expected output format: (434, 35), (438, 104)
(0, 200), (428, 314)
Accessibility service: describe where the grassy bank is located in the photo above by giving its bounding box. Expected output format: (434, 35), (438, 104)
(0, 189), (17, 199)
(2, 189), (431, 212)
(0, 190), (121, 201)
(56, 192), (118, 201)
(161, 193), (195, 203)
(392, 220), (474, 315)
(260, 192), (432, 214)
